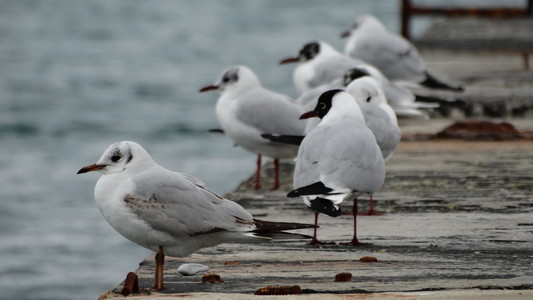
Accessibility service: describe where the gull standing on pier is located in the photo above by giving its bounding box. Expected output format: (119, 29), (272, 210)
(199, 65), (305, 190)
(266, 73), (397, 216)
(287, 90), (385, 245)
(294, 69), (401, 161)
(345, 72), (400, 215)
(344, 69), (401, 162)
(341, 14), (463, 92)
(78, 141), (315, 290)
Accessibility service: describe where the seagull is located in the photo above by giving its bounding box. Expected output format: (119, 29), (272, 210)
(280, 40), (437, 118)
(78, 141), (315, 290)
(199, 65), (305, 190)
(345, 72), (401, 216)
(344, 71), (400, 161)
(341, 14), (464, 92)
(287, 90), (385, 245)
(265, 71), (397, 216)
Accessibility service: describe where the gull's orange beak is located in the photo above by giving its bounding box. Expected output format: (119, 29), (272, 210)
(198, 85), (219, 92)
(299, 111), (318, 119)
(279, 57), (300, 65)
(77, 164), (106, 174)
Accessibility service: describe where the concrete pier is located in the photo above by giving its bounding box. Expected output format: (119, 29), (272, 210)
(98, 17), (533, 300)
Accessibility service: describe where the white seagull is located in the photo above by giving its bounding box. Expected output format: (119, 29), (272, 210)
(280, 40), (376, 93)
(298, 69), (401, 161)
(344, 70), (401, 162)
(266, 72), (398, 216)
(281, 40), (436, 118)
(287, 90), (385, 245)
(77, 141), (315, 290)
(341, 14), (463, 92)
(199, 65), (305, 190)
(345, 72), (401, 216)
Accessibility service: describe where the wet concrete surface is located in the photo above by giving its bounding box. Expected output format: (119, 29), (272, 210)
(100, 134), (533, 299)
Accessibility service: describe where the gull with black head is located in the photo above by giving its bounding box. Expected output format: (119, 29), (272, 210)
(287, 90), (385, 245)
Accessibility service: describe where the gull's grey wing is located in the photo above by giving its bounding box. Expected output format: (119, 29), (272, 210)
(235, 88), (306, 136)
(361, 104), (401, 160)
(351, 31), (426, 82)
(318, 121), (385, 193)
(124, 167), (254, 237)
(310, 55), (364, 88)
(296, 85), (331, 109)
(293, 125), (328, 189)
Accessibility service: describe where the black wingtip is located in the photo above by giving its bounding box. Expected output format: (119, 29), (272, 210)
(287, 182), (333, 198)
(286, 189), (300, 198)
(421, 72), (464, 92)
(261, 133), (305, 146)
(414, 94), (467, 108)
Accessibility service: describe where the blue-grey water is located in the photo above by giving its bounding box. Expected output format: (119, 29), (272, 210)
(0, 0), (518, 299)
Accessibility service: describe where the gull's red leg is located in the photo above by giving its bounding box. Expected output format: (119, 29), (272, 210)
(152, 246), (166, 290)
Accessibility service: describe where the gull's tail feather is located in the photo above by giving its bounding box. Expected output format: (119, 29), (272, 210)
(253, 218), (317, 232)
(415, 94), (466, 108)
(252, 219), (317, 240)
(421, 72), (464, 92)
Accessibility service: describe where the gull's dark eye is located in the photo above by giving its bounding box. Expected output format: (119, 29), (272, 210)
(318, 102), (327, 110)
(366, 96), (371, 103)
(111, 155), (121, 162)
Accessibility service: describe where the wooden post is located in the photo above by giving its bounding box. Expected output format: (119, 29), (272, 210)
(401, 0), (412, 39)
(399, 0), (533, 40)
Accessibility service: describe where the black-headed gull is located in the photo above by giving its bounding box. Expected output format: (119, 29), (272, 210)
(199, 65), (305, 190)
(297, 69), (401, 162)
(341, 14), (463, 92)
(77, 141), (315, 290)
(266, 72), (398, 216)
(287, 90), (385, 245)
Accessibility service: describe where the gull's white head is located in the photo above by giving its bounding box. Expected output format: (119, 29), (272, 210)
(354, 14), (384, 31)
(345, 75), (387, 106)
(300, 89), (365, 123)
(77, 141), (155, 175)
(341, 14), (385, 38)
(280, 41), (339, 65)
(345, 75), (397, 123)
(199, 65), (261, 94)
(343, 67), (373, 87)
